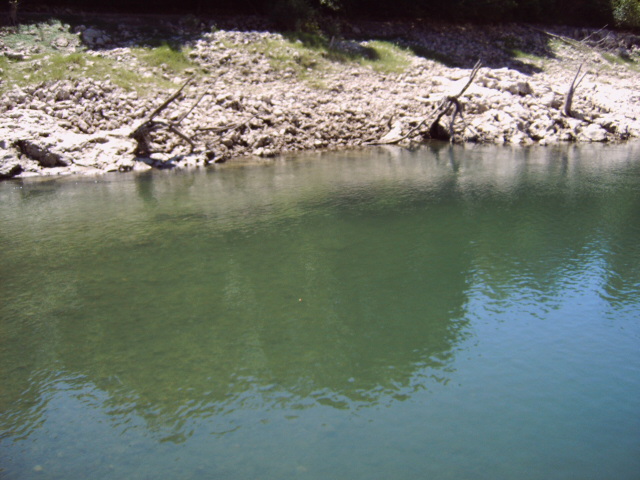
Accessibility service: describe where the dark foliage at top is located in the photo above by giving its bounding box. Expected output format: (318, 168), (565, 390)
(11, 0), (640, 29)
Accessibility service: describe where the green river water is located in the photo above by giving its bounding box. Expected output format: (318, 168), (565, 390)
(1, 144), (639, 479)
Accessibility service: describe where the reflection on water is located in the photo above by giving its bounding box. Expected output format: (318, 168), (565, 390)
(1, 143), (640, 480)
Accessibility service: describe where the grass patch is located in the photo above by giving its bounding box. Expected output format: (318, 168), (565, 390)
(508, 48), (545, 61)
(222, 33), (331, 86)
(359, 41), (411, 73)
(0, 42), (200, 93)
(1, 20), (79, 55)
(133, 43), (196, 73)
(500, 35), (548, 66)
(226, 33), (411, 86)
(0, 55), (11, 74)
(265, 37), (324, 71)
(39, 51), (85, 79)
(505, 48), (548, 69)
(601, 51), (639, 71)
(0, 51), (150, 92)
(0, 24), (412, 94)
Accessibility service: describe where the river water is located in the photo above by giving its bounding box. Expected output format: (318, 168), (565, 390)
(1, 144), (639, 480)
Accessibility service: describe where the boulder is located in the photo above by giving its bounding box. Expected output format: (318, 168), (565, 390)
(378, 123), (404, 144)
(15, 137), (67, 167)
(541, 92), (563, 109)
(81, 28), (110, 47)
(52, 36), (70, 49)
(579, 123), (608, 142)
(505, 81), (533, 96)
(0, 147), (22, 179)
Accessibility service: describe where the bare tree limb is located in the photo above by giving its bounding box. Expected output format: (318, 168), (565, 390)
(447, 98), (466, 140)
(533, 25), (610, 50)
(563, 63), (588, 119)
(147, 77), (193, 121)
(130, 78), (204, 156)
(581, 25), (609, 43)
(176, 90), (207, 125)
(168, 124), (196, 150)
(371, 59), (482, 145)
(451, 60), (483, 99)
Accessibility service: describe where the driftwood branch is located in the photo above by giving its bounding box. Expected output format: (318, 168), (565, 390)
(563, 63), (588, 119)
(148, 77), (193, 121)
(533, 26), (611, 51)
(452, 60), (483, 99)
(428, 60), (481, 142)
(176, 90), (206, 125)
(130, 77), (204, 157)
(372, 60), (482, 145)
(581, 25), (609, 44)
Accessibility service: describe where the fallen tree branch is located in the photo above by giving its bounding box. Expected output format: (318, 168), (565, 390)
(371, 59), (482, 145)
(427, 62), (481, 142)
(130, 77), (204, 156)
(534, 25), (611, 51)
(176, 90), (206, 125)
(563, 63), (588, 119)
(581, 25), (609, 44)
(148, 77), (193, 121)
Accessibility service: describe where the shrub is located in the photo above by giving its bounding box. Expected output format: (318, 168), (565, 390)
(612, 0), (640, 29)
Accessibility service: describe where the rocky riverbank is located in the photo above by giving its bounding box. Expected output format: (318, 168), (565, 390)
(1, 16), (640, 179)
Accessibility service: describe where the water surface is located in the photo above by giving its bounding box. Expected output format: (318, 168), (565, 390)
(1, 144), (640, 479)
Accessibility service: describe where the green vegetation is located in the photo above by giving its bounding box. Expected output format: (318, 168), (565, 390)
(17, 0), (640, 29)
(0, 33), (201, 93)
(0, 51), (145, 92)
(496, 34), (547, 67)
(359, 41), (411, 73)
(1, 2), (635, 96)
(601, 51), (640, 71)
(612, 0), (640, 29)
(508, 49), (544, 61)
(0, 23), (412, 93)
(132, 43), (196, 73)
(1, 20), (76, 54)
(227, 33), (411, 85)
(259, 0), (624, 29)
(506, 48), (547, 69)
